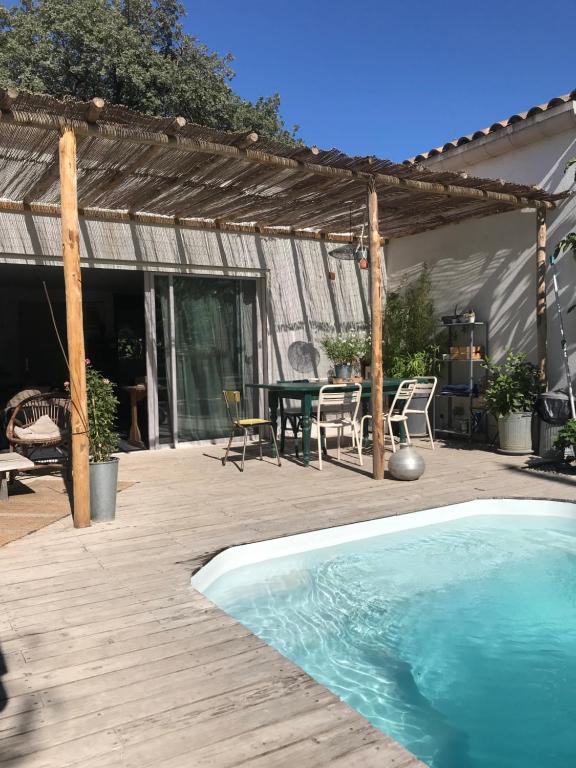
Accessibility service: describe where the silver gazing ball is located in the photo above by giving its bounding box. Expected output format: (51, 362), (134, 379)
(388, 444), (425, 481)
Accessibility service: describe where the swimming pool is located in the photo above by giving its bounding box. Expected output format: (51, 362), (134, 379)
(192, 499), (576, 768)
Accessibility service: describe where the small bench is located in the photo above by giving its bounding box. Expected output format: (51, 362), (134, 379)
(0, 453), (35, 501)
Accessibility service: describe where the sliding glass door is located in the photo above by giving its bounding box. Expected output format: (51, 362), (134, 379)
(151, 275), (258, 444)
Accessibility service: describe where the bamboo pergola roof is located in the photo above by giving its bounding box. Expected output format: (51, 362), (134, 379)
(0, 90), (565, 241)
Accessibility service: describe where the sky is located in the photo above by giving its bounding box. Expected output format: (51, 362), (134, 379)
(182, 0), (576, 162)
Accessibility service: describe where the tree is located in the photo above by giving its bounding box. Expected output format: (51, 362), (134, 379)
(0, 0), (298, 142)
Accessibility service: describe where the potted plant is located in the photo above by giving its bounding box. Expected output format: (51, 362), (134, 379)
(85, 361), (120, 521)
(554, 419), (576, 462)
(483, 351), (540, 454)
(321, 332), (369, 380)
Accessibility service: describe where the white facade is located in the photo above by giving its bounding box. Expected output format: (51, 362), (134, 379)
(388, 100), (576, 390)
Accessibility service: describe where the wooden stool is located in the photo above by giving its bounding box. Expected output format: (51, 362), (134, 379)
(0, 453), (35, 500)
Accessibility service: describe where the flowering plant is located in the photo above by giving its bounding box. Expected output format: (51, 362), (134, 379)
(321, 331), (370, 366)
(66, 360), (119, 463)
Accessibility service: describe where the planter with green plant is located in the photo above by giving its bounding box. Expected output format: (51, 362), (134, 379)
(85, 361), (120, 521)
(483, 351), (540, 454)
(553, 419), (576, 462)
(321, 332), (370, 380)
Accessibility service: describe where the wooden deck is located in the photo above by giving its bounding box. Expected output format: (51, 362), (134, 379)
(0, 439), (574, 767)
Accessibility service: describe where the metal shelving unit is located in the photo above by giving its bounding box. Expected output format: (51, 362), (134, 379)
(434, 321), (489, 440)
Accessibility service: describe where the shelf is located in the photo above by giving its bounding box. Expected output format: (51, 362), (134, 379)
(437, 321), (486, 327)
(437, 392), (477, 398)
(435, 427), (470, 436)
(442, 358), (485, 363)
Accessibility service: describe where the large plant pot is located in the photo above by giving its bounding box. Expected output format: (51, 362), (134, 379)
(497, 412), (533, 455)
(334, 363), (352, 379)
(90, 458), (119, 522)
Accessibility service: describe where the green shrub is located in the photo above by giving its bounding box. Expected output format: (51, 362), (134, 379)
(85, 362), (119, 463)
(384, 266), (439, 377)
(554, 419), (576, 461)
(482, 351), (540, 417)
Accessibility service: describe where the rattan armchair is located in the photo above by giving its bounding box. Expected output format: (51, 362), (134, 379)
(6, 392), (71, 467)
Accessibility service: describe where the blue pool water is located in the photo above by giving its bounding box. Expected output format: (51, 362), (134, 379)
(204, 513), (576, 768)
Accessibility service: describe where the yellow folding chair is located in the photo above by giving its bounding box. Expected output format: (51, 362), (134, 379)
(222, 390), (281, 472)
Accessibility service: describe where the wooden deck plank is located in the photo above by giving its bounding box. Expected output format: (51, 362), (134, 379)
(1, 441), (573, 767)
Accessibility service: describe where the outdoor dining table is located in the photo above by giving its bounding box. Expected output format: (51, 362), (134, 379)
(247, 378), (403, 467)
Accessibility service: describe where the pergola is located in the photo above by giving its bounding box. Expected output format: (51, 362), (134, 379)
(0, 89), (564, 526)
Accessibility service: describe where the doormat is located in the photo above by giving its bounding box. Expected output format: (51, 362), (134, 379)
(0, 476), (134, 547)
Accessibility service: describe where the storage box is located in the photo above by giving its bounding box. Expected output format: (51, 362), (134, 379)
(449, 346), (483, 360)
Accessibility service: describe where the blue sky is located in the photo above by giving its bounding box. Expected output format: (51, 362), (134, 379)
(182, 0), (576, 162)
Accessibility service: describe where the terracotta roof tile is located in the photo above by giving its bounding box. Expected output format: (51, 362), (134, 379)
(405, 90), (576, 164)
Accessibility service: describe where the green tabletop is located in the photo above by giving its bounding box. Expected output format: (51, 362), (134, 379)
(247, 378), (403, 466)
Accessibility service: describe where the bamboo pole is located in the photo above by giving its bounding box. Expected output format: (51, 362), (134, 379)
(59, 127), (90, 528)
(0, 199), (364, 243)
(0, 93), (554, 211)
(536, 207), (548, 385)
(368, 180), (385, 480)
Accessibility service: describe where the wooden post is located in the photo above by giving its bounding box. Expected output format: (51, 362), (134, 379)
(59, 127), (90, 528)
(368, 180), (385, 480)
(536, 207), (548, 386)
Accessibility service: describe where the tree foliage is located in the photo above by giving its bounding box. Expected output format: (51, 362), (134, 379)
(0, 0), (298, 141)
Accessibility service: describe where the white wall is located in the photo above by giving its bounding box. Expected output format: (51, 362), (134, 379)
(389, 121), (576, 390)
(0, 211), (372, 385)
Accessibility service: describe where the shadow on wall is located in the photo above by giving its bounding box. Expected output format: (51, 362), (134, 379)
(257, 235), (370, 381)
(387, 210), (539, 364)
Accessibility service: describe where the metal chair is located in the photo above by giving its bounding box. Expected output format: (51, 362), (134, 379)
(360, 379), (417, 454)
(315, 383), (363, 470)
(404, 377), (437, 449)
(222, 390), (281, 472)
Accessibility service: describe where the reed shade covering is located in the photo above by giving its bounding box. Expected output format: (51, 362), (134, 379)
(0, 91), (564, 241)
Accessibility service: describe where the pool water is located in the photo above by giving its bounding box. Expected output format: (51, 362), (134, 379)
(203, 512), (576, 768)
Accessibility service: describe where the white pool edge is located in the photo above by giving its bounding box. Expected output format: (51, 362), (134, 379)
(191, 498), (576, 593)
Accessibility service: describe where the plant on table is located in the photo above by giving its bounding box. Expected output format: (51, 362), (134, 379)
(321, 331), (369, 376)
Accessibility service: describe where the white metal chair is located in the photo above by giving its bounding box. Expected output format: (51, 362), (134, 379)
(404, 377), (437, 449)
(360, 379), (417, 454)
(315, 383), (363, 470)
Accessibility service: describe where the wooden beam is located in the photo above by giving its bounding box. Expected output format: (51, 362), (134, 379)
(536, 207), (548, 385)
(165, 116), (187, 135)
(85, 97), (105, 124)
(234, 131), (258, 148)
(0, 198), (364, 242)
(368, 180), (385, 480)
(0, 87), (18, 112)
(0, 102), (554, 210)
(59, 127), (90, 528)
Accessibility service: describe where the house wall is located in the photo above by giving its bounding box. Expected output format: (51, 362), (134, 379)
(388, 119), (576, 390)
(0, 210), (372, 386)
